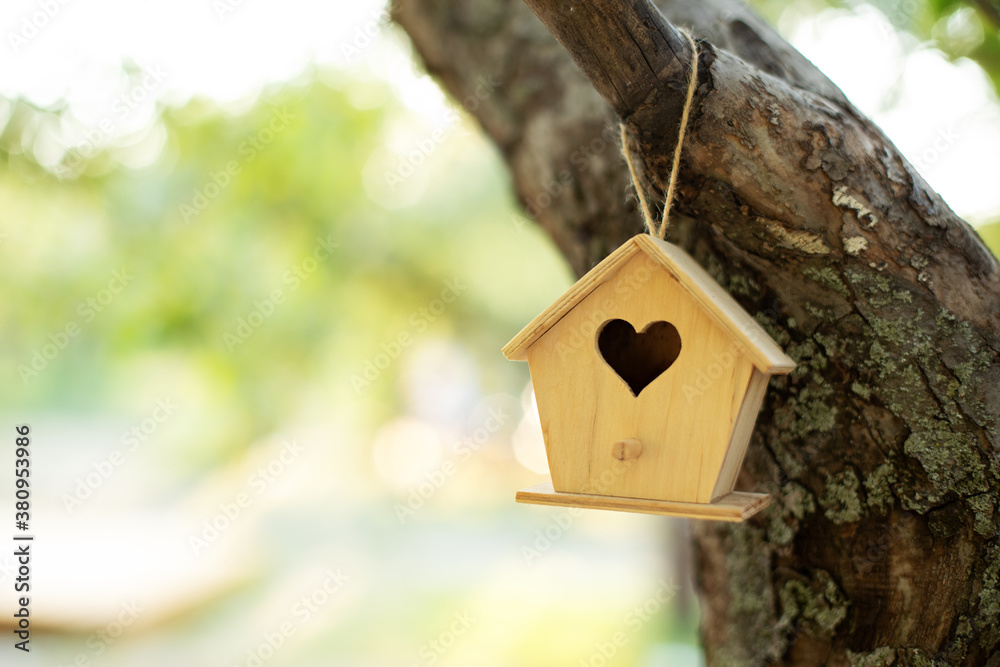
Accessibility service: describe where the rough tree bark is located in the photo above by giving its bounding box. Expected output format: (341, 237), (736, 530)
(392, 0), (1000, 664)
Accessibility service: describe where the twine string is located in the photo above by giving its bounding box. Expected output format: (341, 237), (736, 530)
(620, 29), (700, 240)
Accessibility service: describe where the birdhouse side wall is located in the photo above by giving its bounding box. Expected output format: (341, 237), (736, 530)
(710, 367), (770, 500)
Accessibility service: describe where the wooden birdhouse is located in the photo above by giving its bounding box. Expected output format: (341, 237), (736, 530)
(503, 235), (795, 522)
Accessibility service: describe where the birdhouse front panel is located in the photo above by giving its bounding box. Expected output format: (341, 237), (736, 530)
(525, 250), (757, 504)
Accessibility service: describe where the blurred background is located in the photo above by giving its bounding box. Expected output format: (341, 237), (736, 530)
(1, 0), (998, 665)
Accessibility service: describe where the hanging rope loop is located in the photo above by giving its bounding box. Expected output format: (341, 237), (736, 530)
(619, 29), (700, 240)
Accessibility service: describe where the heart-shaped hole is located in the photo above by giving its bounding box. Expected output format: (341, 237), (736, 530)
(597, 319), (682, 396)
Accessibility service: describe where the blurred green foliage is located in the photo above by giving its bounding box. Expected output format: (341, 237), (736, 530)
(979, 220), (1000, 250)
(0, 75), (573, 472)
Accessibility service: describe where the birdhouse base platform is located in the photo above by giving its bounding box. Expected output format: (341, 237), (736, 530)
(516, 482), (770, 522)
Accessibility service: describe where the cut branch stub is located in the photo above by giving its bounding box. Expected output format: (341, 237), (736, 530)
(518, 1), (704, 147)
(519, 0), (694, 118)
(521, 0), (710, 227)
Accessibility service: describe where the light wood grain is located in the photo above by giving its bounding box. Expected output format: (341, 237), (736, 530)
(635, 235), (796, 373)
(516, 482), (770, 522)
(506, 235), (796, 508)
(527, 250), (756, 503)
(711, 368), (769, 500)
(504, 235), (796, 374)
(502, 239), (640, 361)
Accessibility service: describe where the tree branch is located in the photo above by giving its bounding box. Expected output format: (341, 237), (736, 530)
(393, 1), (1000, 662)
(520, 0), (694, 118)
(524, 0), (1000, 337)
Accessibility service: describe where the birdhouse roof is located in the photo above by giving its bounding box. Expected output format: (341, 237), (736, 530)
(503, 234), (796, 374)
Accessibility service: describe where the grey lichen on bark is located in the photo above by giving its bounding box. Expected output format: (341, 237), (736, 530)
(392, 0), (1000, 664)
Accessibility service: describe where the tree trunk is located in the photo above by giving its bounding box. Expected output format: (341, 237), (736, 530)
(391, 0), (1000, 664)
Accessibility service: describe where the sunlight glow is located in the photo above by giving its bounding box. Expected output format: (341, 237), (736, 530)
(4, 0), (995, 222)
(786, 4), (1000, 224)
(512, 385), (549, 476)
